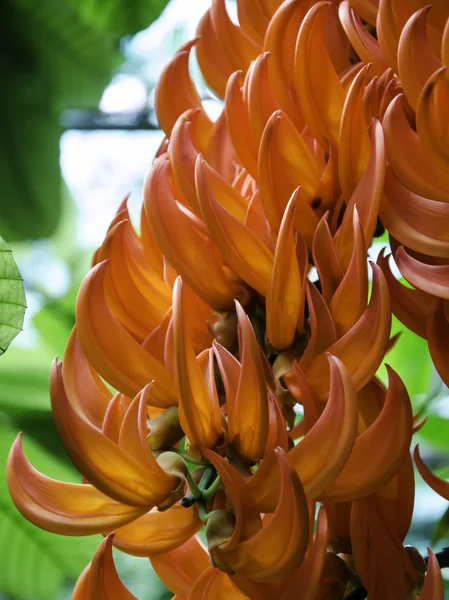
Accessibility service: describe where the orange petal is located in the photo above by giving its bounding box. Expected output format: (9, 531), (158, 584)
(51, 362), (175, 506)
(173, 277), (222, 448)
(62, 327), (112, 428)
(151, 536), (210, 599)
(154, 40), (207, 137)
(312, 215), (344, 302)
(383, 94), (449, 203)
(417, 549), (444, 600)
(398, 7), (442, 112)
(377, 0), (401, 73)
(236, 0), (269, 45)
(6, 434), (145, 535)
(144, 155), (241, 308)
(320, 367), (413, 502)
(266, 192), (305, 349)
(377, 250), (434, 338)
(414, 444), (449, 500)
(76, 260), (175, 402)
(73, 534), (137, 600)
(113, 504), (201, 557)
(330, 209), (368, 337)
(196, 155), (274, 295)
(295, 1), (346, 148)
(380, 166), (449, 259)
(396, 246), (449, 298)
(427, 298), (449, 386)
(279, 506), (329, 600)
(187, 567), (249, 600)
(215, 449), (309, 581)
(304, 264), (391, 400)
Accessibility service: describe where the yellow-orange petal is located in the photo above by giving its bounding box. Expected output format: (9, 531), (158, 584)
(113, 504), (201, 557)
(173, 277), (222, 448)
(320, 367), (413, 502)
(144, 155), (241, 309)
(51, 362), (175, 506)
(414, 445), (449, 500)
(295, 1), (346, 148)
(427, 298), (449, 386)
(330, 209), (368, 337)
(304, 264), (391, 400)
(154, 40), (206, 137)
(236, 0), (269, 45)
(187, 568), (249, 600)
(266, 192), (305, 349)
(151, 536), (210, 599)
(196, 155), (274, 296)
(312, 215), (344, 302)
(279, 506), (329, 600)
(383, 94), (449, 203)
(62, 327), (111, 428)
(396, 246), (449, 298)
(214, 449), (309, 581)
(73, 534), (137, 600)
(377, 250), (434, 338)
(398, 7), (442, 112)
(6, 434), (146, 535)
(76, 260), (175, 401)
(417, 549), (444, 600)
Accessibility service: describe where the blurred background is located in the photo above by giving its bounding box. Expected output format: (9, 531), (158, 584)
(1, 0), (448, 598)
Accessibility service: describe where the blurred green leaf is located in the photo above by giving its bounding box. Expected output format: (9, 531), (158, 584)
(417, 414), (449, 451)
(0, 235), (26, 355)
(0, 418), (101, 600)
(377, 315), (432, 406)
(33, 289), (76, 357)
(433, 505), (449, 545)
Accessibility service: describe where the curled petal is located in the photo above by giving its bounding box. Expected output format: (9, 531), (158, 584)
(380, 167), (449, 259)
(76, 260), (175, 401)
(187, 568), (249, 600)
(339, 1), (387, 74)
(414, 445), (449, 500)
(377, 0), (400, 72)
(155, 40), (206, 137)
(72, 534), (136, 600)
(196, 155), (274, 296)
(266, 192), (305, 349)
(214, 449), (309, 581)
(236, 0), (269, 44)
(144, 156), (241, 308)
(383, 94), (449, 203)
(417, 67), (449, 173)
(377, 250), (434, 338)
(247, 53), (282, 146)
(295, 1), (346, 148)
(62, 328), (111, 428)
(398, 7), (442, 112)
(427, 298), (449, 386)
(304, 264), (391, 400)
(51, 362), (175, 507)
(173, 277), (222, 448)
(151, 536), (210, 598)
(417, 549), (444, 600)
(113, 504), (201, 557)
(312, 215), (344, 302)
(279, 507), (329, 600)
(320, 367), (413, 502)
(396, 246), (449, 298)
(6, 434), (145, 535)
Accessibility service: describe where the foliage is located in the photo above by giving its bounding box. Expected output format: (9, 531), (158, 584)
(0, 235), (26, 355)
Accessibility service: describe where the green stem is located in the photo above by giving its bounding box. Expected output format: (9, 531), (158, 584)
(167, 447), (209, 466)
(202, 475), (222, 500)
(185, 470), (202, 500)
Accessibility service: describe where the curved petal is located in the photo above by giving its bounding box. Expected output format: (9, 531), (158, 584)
(187, 567), (249, 600)
(414, 445), (449, 500)
(236, 0), (269, 45)
(320, 367), (413, 502)
(76, 260), (175, 401)
(396, 246), (449, 298)
(312, 215), (344, 302)
(73, 534), (137, 599)
(6, 434), (145, 535)
(266, 192), (305, 349)
(113, 504), (201, 557)
(154, 40), (206, 137)
(417, 549), (444, 600)
(173, 277), (222, 448)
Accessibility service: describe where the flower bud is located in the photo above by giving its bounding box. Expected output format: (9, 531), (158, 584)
(205, 509), (236, 573)
(156, 451), (188, 510)
(147, 407), (184, 450)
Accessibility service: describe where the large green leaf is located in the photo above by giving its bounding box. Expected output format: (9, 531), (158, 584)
(0, 418), (101, 600)
(0, 235), (26, 355)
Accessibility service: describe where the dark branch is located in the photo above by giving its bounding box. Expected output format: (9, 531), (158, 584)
(61, 108), (160, 131)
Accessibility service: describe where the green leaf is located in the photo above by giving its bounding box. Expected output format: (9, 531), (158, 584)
(76, 0), (170, 37)
(0, 235), (26, 355)
(416, 414), (449, 451)
(0, 418), (101, 600)
(433, 505), (449, 545)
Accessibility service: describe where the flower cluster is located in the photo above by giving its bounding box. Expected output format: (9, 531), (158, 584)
(7, 0), (449, 598)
